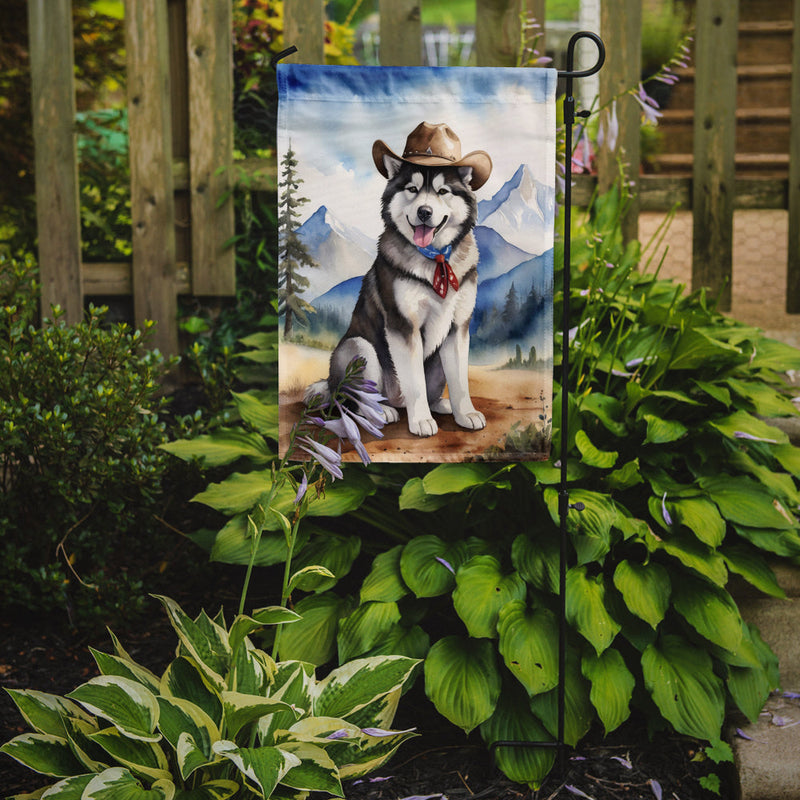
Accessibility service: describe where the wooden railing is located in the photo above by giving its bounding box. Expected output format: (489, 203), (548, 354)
(26, 0), (800, 355)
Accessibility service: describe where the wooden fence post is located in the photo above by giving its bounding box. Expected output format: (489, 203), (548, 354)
(475, 0), (543, 67)
(787, 0), (800, 313)
(284, 0), (325, 64)
(187, 0), (235, 295)
(379, 0), (422, 66)
(692, 0), (738, 311)
(597, 0), (641, 244)
(28, 0), (83, 325)
(126, 0), (178, 355)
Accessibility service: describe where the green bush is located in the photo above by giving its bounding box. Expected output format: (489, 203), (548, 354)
(0, 253), (174, 623)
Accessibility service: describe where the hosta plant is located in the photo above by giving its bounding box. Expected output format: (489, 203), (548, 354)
(0, 595), (419, 800)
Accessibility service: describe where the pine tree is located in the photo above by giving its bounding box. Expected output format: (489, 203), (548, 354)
(502, 282), (519, 328)
(278, 144), (318, 339)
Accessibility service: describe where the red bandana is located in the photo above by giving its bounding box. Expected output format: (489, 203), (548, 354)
(432, 254), (459, 298)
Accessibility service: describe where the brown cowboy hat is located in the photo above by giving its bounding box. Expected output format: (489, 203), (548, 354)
(372, 121), (492, 190)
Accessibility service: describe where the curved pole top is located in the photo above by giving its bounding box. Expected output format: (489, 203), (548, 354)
(558, 31), (605, 80)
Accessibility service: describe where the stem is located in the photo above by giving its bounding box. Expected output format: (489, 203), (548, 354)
(272, 513), (302, 660)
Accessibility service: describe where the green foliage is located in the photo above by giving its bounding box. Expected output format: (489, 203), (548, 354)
(0, 253), (175, 622)
(0, 596), (419, 799)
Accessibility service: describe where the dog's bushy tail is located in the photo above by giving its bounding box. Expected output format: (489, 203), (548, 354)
(304, 379), (330, 407)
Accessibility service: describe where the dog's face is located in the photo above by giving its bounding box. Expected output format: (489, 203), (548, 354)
(380, 155), (477, 250)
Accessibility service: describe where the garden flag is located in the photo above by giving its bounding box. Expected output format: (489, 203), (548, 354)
(277, 64), (557, 462)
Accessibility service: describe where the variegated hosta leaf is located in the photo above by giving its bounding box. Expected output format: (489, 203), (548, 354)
(581, 649), (635, 735)
(39, 773), (94, 798)
(88, 727), (171, 782)
(90, 649), (161, 694)
(4, 689), (94, 737)
(0, 732), (85, 777)
(275, 741), (344, 796)
(156, 696), (219, 778)
(480, 681), (555, 790)
(612, 560), (670, 629)
(61, 716), (107, 773)
(313, 656), (420, 721)
(335, 726), (418, 781)
(81, 767), (175, 799)
(160, 657), (222, 727)
(642, 634), (725, 741)
(290, 535), (361, 593)
(258, 662), (315, 745)
(221, 691), (299, 740)
(154, 596), (231, 690)
(66, 676), (160, 742)
(424, 636), (501, 734)
(360, 545), (409, 603)
(230, 640), (276, 696)
(171, 779), (240, 800)
(565, 566), (621, 655)
(212, 741), (300, 798)
(228, 610), (299, 658)
(496, 601), (559, 697)
(452, 556), (526, 639)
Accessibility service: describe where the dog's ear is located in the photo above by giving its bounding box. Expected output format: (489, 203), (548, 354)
(458, 166), (473, 188)
(383, 154), (404, 179)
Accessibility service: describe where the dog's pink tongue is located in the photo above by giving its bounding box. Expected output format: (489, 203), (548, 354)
(414, 225), (435, 248)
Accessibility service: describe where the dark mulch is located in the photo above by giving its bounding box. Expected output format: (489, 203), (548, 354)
(1, 588), (733, 800)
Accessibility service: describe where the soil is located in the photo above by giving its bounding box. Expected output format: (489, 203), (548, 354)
(0, 593), (732, 800)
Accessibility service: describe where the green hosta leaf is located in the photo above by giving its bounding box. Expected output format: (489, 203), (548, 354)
(733, 524), (800, 558)
(497, 601), (558, 696)
(643, 414), (688, 444)
(90, 650), (161, 694)
(727, 663), (773, 723)
(360, 545), (409, 603)
(212, 741), (299, 798)
(229, 609), (299, 656)
(154, 597), (231, 690)
(566, 566), (621, 655)
(511, 534), (559, 593)
(575, 429), (618, 468)
(291, 535), (361, 592)
(192, 471), (273, 514)
(277, 592), (352, 665)
(399, 536), (468, 598)
(544, 488), (617, 565)
(606, 459), (644, 491)
(612, 560), (670, 629)
(669, 497), (726, 547)
(721, 543), (786, 598)
(668, 328), (742, 371)
(480, 681), (555, 789)
(693, 380), (732, 407)
(581, 649), (635, 734)
(672, 575), (743, 653)
(424, 636), (501, 733)
(528, 650), (593, 747)
(709, 410), (788, 445)
(88, 727), (170, 782)
(452, 556), (526, 639)
(748, 337), (800, 371)
(337, 601), (402, 663)
(579, 392), (627, 436)
(650, 529), (728, 586)
(314, 656), (420, 721)
(288, 565), (336, 594)
(700, 475), (796, 530)
(160, 658), (222, 727)
(642, 634), (725, 741)
(208, 516), (298, 567)
(0, 733), (85, 777)
(398, 477), (451, 511)
(82, 768), (174, 799)
(231, 391), (279, 437)
(421, 463), (495, 494)
(276, 741), (343, 796)
(221, 692), (297, 740)
(160, 428), (272, 467)
(362, 624), (430, 660)
(772, 443), (800, 477)
(67, 676), (160, 742)
(4, 690), (93, 737)
(172, 780), (239, 800)
(725, 377), (799, 417)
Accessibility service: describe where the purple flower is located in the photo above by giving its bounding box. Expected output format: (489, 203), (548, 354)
(435, 556), (455, 574)
(661, 492), (673, 526)
(611, 755), (632, 769)
(598, 100), (619, 153)
(736, 727), (755, 741)
(565, 786), (595, 799)
(293, 472), (308, 505)
(734, 431), (779, 444)
(649, 779), (663, 800)
(362, 726), (416, 737)
(296, 435), (343, 480)
(326, 729), (351, 740)
(633, 83), (662, 125)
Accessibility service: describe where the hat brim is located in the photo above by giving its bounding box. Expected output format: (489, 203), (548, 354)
(372, 140), (492, 191)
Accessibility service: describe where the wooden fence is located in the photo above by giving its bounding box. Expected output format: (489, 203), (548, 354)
(27, 0), (800, 355)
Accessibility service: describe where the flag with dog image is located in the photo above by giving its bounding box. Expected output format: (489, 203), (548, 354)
(277, 64), (557, 463)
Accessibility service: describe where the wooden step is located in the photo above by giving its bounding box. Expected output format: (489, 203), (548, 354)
(737, 20), (794, 66)
(738, 0), (794, 22)
(648, 152), (789, 178)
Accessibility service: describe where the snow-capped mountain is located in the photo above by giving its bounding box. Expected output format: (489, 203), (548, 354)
(297, 206), (376, 298)
(477, 164), (554, 254)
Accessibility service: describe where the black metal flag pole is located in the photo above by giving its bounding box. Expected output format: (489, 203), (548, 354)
(490, 30), (605, 776)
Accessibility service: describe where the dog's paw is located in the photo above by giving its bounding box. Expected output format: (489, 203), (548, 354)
(409, 417), (438, 437)
(455, 410), (486, 430)
(430, 398), (452, 414)
(381, 404), (400, 424)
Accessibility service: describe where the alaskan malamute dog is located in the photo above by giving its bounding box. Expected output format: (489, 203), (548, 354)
(307, 122), (492, 438)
